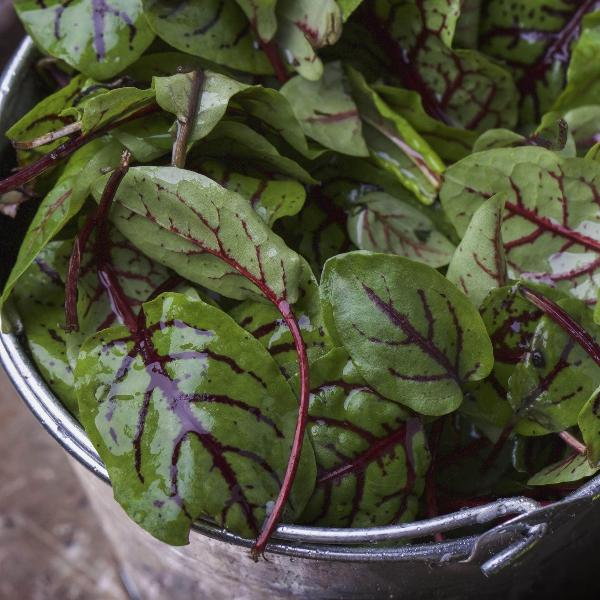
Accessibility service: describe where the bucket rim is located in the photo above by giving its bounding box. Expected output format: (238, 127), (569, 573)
(2, 36), (600, 569)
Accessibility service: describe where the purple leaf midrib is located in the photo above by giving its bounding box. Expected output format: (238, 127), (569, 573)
(361, 283), (460, 383)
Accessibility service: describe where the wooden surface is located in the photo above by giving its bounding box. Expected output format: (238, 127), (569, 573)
(0, 3), (127, 599)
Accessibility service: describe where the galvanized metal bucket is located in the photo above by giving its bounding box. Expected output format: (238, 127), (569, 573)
(2, 38), (600, 599)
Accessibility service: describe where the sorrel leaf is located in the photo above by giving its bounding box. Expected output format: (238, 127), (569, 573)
(481, 0), (600, 124)
(337, 0), (364, 21)
(292, 348), (430, 527)
(280, 62), (369, 157)
(274, 0), (343, 80)
(11, 241), (78, 414)
(14, 0), (155, 80)
(441, 147), (600, 305)
(231, 259), (331, 378)
(347, 191), (455, 268)
(509, 296), (600, 434)
(235, 0), (278, 41)
(75, 292), (316, 544)
(65, 228), (170, 367)
(320, 251), (494, 416)
(153, 71), (247, 146)
(99, 166), (303, 304)
(142, 0), (272, 75)
(465, 284), (568, 430)
(359, 0), (518, 132)
(373, 83), (478, 162)
(6, 75), (87, 165)
(446, 194), (508, 307)
(347, 67), (444, 205)
(550, 12), (600, 114)
(275, 187), (355, 274)
(62, 87), (156, 133)
(578, 386), (600, 465)
(0, 139), (125, 309)
(195, 159), (305, 226)
(197, 120), (316, 184)
(528, 452), (599, 486)
(453, 0), (481, 49)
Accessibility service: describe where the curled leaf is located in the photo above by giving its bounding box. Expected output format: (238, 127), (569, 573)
(446, 194), (508, 307)
(348, 67), (444, 205)
(347, 191), (455, 268)
(280, 62), (368, 157)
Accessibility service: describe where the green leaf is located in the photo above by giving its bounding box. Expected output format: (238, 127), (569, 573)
(274, 0), (342, 80)
(65, 228), (171, 368)
(1, 139), (125, 308)
(280, 62), (369, 157)
(62, 87), (156, 134)
(373, 83), (478, 162)
(103, 166), (304, 304)
(195, 159), (305, 226)
(320, 251), (494, 416)
(291, 348), (429, 527)
(363, 1), (518, 132)
(235, 0), (278, 41)
(551, 12), (600, 114)
(481, 1), (599, 124)
(337, 0), (363, 21)
(528, 453), (599, 486)
(347, 67), (444, 205)
(453, 0), (481, 49)
(446, 194), (508, 307)
(12, 241), (78, 414)
(275, 186), (354, 274)
(231, 259), (331, 378)
(6, 75), (87, 165)
(110, 112), (174, 162)
(142, 0), (272, 75)
(14, 0), (154, 80)
(347, 191), (455, 268)
(473, 116), (574, 156)
(510, 296), (600, 434)
(75, 292), (316, 544)
(153, 71), (247, 145)
(465, 284), (569, 432)
(441, 147), (600, 305)
(195, 120), (316, 184)
(578, 386), (600, 466)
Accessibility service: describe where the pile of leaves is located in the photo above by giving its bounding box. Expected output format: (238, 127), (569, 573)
(2, 0), (600, 555)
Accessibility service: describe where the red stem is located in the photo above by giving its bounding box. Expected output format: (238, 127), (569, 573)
(252, 24), (289, 84)
(518, 285), (600, 367)
(0, 104), (159, 195)
(558, 431), (587, 456)
(251, 300), (309, 558)
(64, 151), (132, 331)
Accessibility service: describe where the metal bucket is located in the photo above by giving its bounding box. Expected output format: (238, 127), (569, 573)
(2, 38), (600, 599)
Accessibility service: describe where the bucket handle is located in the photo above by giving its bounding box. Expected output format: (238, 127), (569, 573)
(465, 521), (548, 576)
